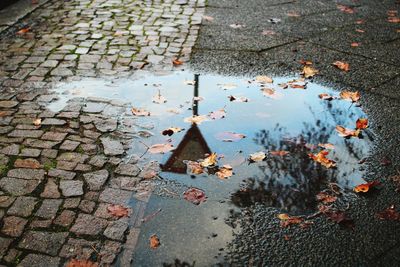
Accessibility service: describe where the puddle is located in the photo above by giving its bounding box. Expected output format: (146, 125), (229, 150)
(50, 70), (372, 265)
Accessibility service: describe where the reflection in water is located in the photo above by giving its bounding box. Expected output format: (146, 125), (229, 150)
(163, 259), (196, 267)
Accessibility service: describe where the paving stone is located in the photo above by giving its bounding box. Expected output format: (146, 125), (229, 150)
(1, 216), (28, 237)
(7, 168), (45, 180)
(100, 137), (124, 156)
(78, 200), (96, 213)
(18, 254), (60, 267)
(1, 144), (19, 155)
(57, 111), (80, 119)
(19, 148), (41, 157)
(41, 118), (66, 125)
(29, 219), (52, 228)
(110, 176), (141, 191)
(54, 210), (75, 227)
(0, 196), (15, 208)
(75, 163), (92, 171)
(57, 152), (89, 163)
(3, 248), (21, 264)
(59, 180), (84, 197)
(24, 139), (60, 149)
(35, 199), (62, 219)
(89, 155), (107, 167)
(0, 237), (12, 258)
(60, 140), (80, 151)
(41, 131), (68, 141)
(50, 67), (73, 76)
(40, 178), (60, 198)
(41, 149), (58, 158)
(83, 102), (107, 113)
(94, 203), (115, 220)
(0, 177), (41, 196)
(18, 231), (68, 256)
(84, 169), (109, 191)
(100, 240), (122, 264)
(48, 169), (76, 180)
(0, 126), (13, 134)
(56, 160), (77, 170)
(70, 214), (108, 235)
(115, 163), (141, 177)
(59, 238), (100, 259)
(99, 188), (132, 205)
(14, 158), (41, 169)
(8, 130), (43, 138)
(94, 118), (118, 132)
(63, 197), (81, 209)
(83, 129), (101, 139)
(0, 101), (18, 108)
(103, 220), (129, 241)
(7, 196), (38, 217)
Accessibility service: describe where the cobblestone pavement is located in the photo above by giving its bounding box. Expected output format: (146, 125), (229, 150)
(0, 0), (204, 266)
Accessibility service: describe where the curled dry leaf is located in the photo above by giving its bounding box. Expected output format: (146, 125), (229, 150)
(340, 90), (360, 102)
(255, 75), (273, 84)
(261, 88), (282, 99)
(66, 259), (99, 267)
(316, 192), (337, 204)
(323, 210), (354, 228)
(308, 150), (336, 168)
(353, 180), (380, 193)
(184, 160), (204, 174)
(183, 187), (207, 205)
(107, 204), (130, 218)
(148, 143), (175, 154)
(287, 78), (307, 89)
(131, 107), (150, 116)
(301, 65), (319, 78)
(355, 29), (365, 33)
(209, 108), (226, 120)
(162, 127), (184, 136)
(152, 91), (167, 104)
(228, 95), (249, 102)
(318, 93), (334, 101)
(388, 17), (400, 23)
(150, 234), (160, 249)
(216, 165), (233, 179)
(184, 115), (209, 125)
(215, 132), (246, 142)
(277, 213), (304, 228)
(270, 150), (289, 156)
(356, 118), (368, 129)
(33, 118), (41, 126)
(318, 143), (335, 150)
(287, 11), (300, 17)
(200, 152), (218, 167)
(376, 205), (400, 221)
(336, 125), (360, 138)
(333, 61), (350, 72)
(249, 151), (266, 162)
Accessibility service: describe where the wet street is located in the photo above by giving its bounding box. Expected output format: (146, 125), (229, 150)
(0, 0), (399, 266)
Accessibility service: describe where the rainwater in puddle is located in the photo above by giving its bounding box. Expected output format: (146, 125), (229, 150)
(50, 71), (372, 266)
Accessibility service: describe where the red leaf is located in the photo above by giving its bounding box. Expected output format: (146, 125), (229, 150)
(183, 187), (207, 205)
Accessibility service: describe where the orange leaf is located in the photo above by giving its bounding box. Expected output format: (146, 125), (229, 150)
(148, 143), (175, 154)
(184, 161), (205, 174)
(318, 93), (334, 100)
(261, 88), (282, 99)
(66, 259), (99, 267)
(183, 187), (207, 205)
(200, 153), (218, 167)
(353, 180), (380, 193)
(299, 59), (313, 65)
(270, 150), (289, 156)
(308, 150), (336, 168)
(333, 61), (350, 71)
(335, 125), (360, 138)
(316, 192), (337, 203)
(172, 59), (183, 66)
(337, 4), (354, 14)
(255, 75), (273, 84)
(356, 118), (368, 129)
(107, 204), (130, 218)
(351, 42), (360, 47)
(150, 234), (160, 249)
(33, 118), (41, 126)
(216, 165), (233, 179)
(388, 17), (400, 23)
(339, 90), (360, 102)
(16, 27), (30, 35)
(277, 213), (304, 227)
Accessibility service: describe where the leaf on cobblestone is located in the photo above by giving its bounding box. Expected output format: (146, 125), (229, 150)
(149, 143), (175, 154)
(333, 61), (350, 72)
(152, 90), (167, 104)
(337, 4), (355, 14)
(340, 91), (360, 102)
(209, 108), (226, 120)
(201, 153), (218, 167)
(162, 127), (184, 136)
(301, 65), (319, 78)
(66, 259), (99, 267)
(183, 187), (207, 205)
(376, 205), (400, 221)
(107, 204), (130, 218)
(249, 151), (266, 162)
(356, 118), (368, 129)
(308, 150), (336, 168)
(131, 107), (150, 116)
(216, 165), (233, 179)
(150, 234), (160, 249)
(215, 132), (246, 142)
(33, 118), (41, 126)
(184, 115), (209, 124)
(336, 125), (360, 138)
(354, 180), (380, 193)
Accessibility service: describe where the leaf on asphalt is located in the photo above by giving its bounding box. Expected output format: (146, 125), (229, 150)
(255, 75), (274, 84)
(202, 15), (214, 22)
(268, 18), (281, 24)
(299, 59), (313, 65)
(356, 19), (365, 24)
(33, 118), (41, 126)
(215, 132), (246, 142)
(218, 83), (237, 90)
(387, 17), (400, 23)
(216, 165), (233, 179)
(287, 11), (301, 17)
(301, 65), (319, 78)
(355, 29), (365, 33)
(336, 125), (360, 138)
(308, 150), (336, 168)
(184, 160), (205, 174)
(14, 158), (41, 169)
(316, 192), (337, 204)
(209, 108), (226, 120)
(262, 30), (276, 35)
(318, 143), (335, 150)
(340, 90), (360, 102)
(261, 88), (283, 99)
(16, 27), (31, 35)
(228, 95), (249, 102)
(270, 150), (289, 156)
(152, 90), (167, 104)
(172, 59), (183, 66)
(318, 93), (334, 100)
(162, 127), (184, 136)
(351, 42), (361, 47)
(323, 210), (354, 228)
(184, 115), (209, 124)
(150, 234), (160, 249)
(277, 213), (304, 228)
(337, 4), (355, 14)
(249, 151), (266, 162)
(376, 205), (400, 221)
(107, 204), (130, 218)
(200, 152), (218, 167)
(183, 187), (207, 205)
(148, 143), (175, 154)
(333, 61), (350, 72)
(131, 107), (150, 116)
(356, 118), (368, 129)
(353, 180), (380, 193)
(229, 23), (245, 29)
(66, 259), (99, 267)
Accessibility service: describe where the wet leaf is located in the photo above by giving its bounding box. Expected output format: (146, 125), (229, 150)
(324, 210), (354, 228)
(184, 161), (205, 174)
(142, 170), (158, 179)
(354, 180), (380, 193)
(149, 143), (175, 154)
(209, 108), (226, 120)
(16, 27), (30, 35)
(355, 29), (365, 33)
(270, 150), (289, 156)
(277, 213), (304, 227)
(228, 95), (249, 102)
(340, 90), (360, 102)
(183, 80), (196, 85)
(381, 157), (392, 166)
(161, 127), (184, 136)
(14, 158), (41, 169)
(268, 18), (281, 24)
(152, 91), (167, 104)
(316, 192), (337, 204)
(308, 150), (336, 168)
(318, 93), (334, 100)
(333, 61), (350, 72)
(166, 108), (182, 114)
(200, 153), (218, 167)
(172, 59), (183, 66)
(193, 96), (204, 101)
(66, 259), (98, 267)
(356, 118), (368, 129)
(183, 187), (207, 205)
(216, 165), (233, 179)
(249, 151), (266, 162)
(287, 78), (307, 89)
(301, 65), (319, 78)
(150, 234), (160, 249)
(184, 115), (209, 124)
(318, 143), (335, 150)
(107, 204), (130, 218)
(215, 132), (246, 142)
(255, 75), (273, 84)
(131, 107), (150, 116)
(337, 4), (355, 14)
(376, 205), (400, 221)
(229, 23), (245, 29)
(335, 125), (360, 138)
(261, 88), (282, 99)
(33, 118), (41, 126)
(218, 83), (237, 90)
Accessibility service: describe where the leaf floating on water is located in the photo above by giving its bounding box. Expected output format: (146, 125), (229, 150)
(218, 83), (237, 90)
(184, 160), (205, 174)
(161, 127), (184, 136)
(215, 132), (246, 142)
(340, 90), (360, 102)
(183, 80), (196, 85)
(318, 93), (334, 101)
(216, 165), (233, 179)
(249, 151), (266, 162)
(193, 96), (204, 101)
(287, 78), (307, 89)
(335, 125), (360, 138)
(166, 108), (182, 114)
(209, 108), (226, 120)
(318, 143), (335, 150)
(66, 259), (99, 267)
(316, 192), (337, 204)
(148, 143), (175, 154)
(150, 234), (160, 249)
(270, 150), (289, 156)
(228, 95), (249, 102)
(308, 150), (336, 168)
(377, 205), (400, 221)
(200, 153), (218, 167)
(301, 65), (319, 78)
(183, 187), (207, 205)
(255, 75), (274, 84)
(353, 180), (380, 193)
(333, 61), (350, 72)
(131, 107), (150, 116)
(261, 88), (282, 99)
(152, 90), (167, 104)
(356, 118), (368, 129)
(184, 115), (209, 125)
(107, 204), (130, 218)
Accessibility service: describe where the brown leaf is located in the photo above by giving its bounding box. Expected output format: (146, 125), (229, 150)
(255, 75), (274, 84)
(337, 4), (355, 14)
(270, 150), (289, 156)
(150, 234), (161, 249)
(200, 153), (218, 167)
(356, 118), (368, 129)
(287, 11), (300, 17)
(277, 213), (304, 227)
(333, 61), (350, 72)
(323, 210), (354, 228)
(249, 151), (266, 162)
(131, 107), (150, 116)
(336, 125), (360, 138)
(183, 187), (207, 205)
(148, 143), (175, 154)
(215, 132), (246, 142)
(351, 42), (361, 47)
(301, 65), (319, 78)
(299, 59), (313, 65)
(66, 259), (99, 267)
(316, 192), (337, 204)
(14, 158), (41, 169)
(340, 90), (360, 102)
(388, 17), (400, 23)
(261, 88), (282, 99)
(377, 205), (400, 221)
(318, 93), (334, 100)
(107, 204), (130, 218)
(216, 165), (233, 179)
(355, 29), (365, 33)
(308, 150), (336, 168)
(353, 180), (380, 193)
(16, 27), (30, 35)
(209, 108), (226, 120)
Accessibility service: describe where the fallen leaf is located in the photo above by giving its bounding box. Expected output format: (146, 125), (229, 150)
(183, 187), (207, 205)
(318, 93), (334, 101)
(355, 29), (365, 33)
(66, 259), (98, 267)
(202, 15), (214, 22)
(142, 170), (158, 179)
(318, 143), (335, 150)
(172, 59), (183, 66)
(356, 19), (365, 24)
(162, 127), (184, 136)
(287, 11), (300, 17)
(216, 165), (233, 179)
(228, 95), (249, 102)
(215, 132), (246, 142)
(270, 150), (289, 156)
(256, 75), (273, 84)
(262, 30), (276, 35)
(229, 23), (245, 29)
(201, 153), (218, 167)
(308, 150), (336, 168)
(152, 91), (167, 104)
(381, 157), (392, 166)
(131, 107), (150, 116)
(249, 151), (266, 162)
(277, 213), (304, 227)
(184, 161), (205, 174)
(351, 42), (360, 47)
(14, 158), (41, 169)
(261, 88), (282, 99)
(302, 65), (319, 78)
(184, 115), (209, 125)
(333, 61), (350, 72)
(166, 108), (182, 114)
(218, 83), (237, 90)
(209, 108), (226, 120)
(268, 18), (281, 24)
(183, 80), (196, 85)
(150, 234), (160, 249)
(388, 17), (400, 23)
(16, 27), (30, 35)
(337, 4), (355, 14)
(354, 180), (380, 193)
(340, 90), (360, 102)
(336, 125), (360, 138)
(316, 192), (337, 203)
(356, 118), (368, 129)
(299, 59), (313, 65)
(323, 210), (354, 227)
(377, 205), (400, 221)
(193, 96), (204, 101)
(388, 10), (398, 17)
(107, 204), (130, 218)
(33, 118), (41, 126)
(149, 143), (175, 154)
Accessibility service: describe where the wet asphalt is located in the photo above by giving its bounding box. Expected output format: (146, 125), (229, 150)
(190, 0), (400, 266)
